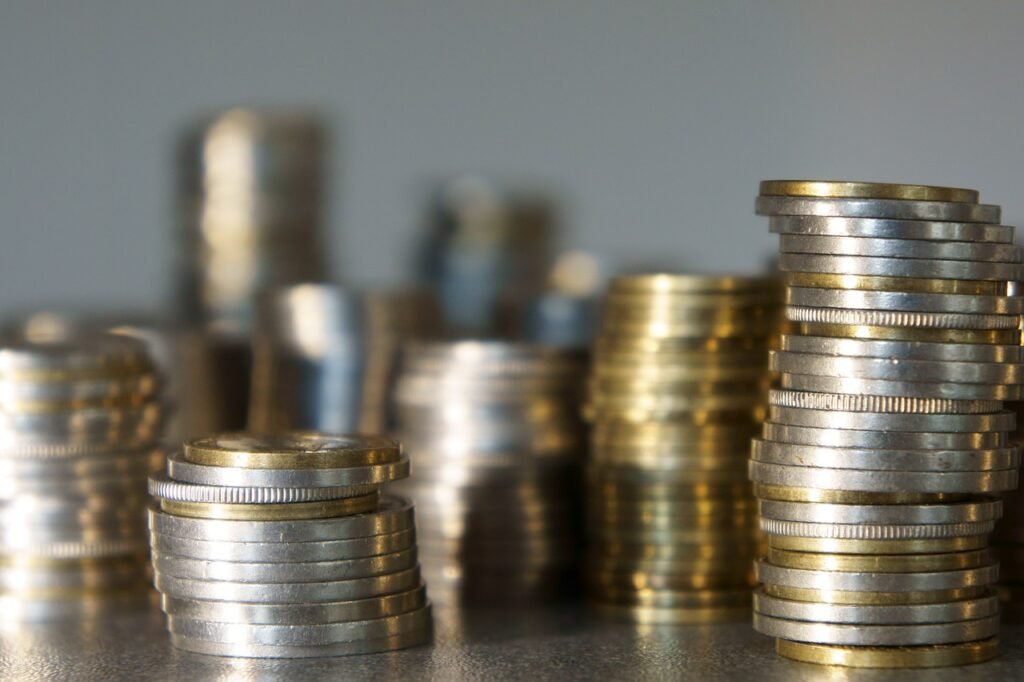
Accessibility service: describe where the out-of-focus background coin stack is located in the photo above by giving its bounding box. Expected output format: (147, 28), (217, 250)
(0, 332), (164, 621)
(147, 432), (431, 658)
(584, 274), (782, 623)
(175, 110), (331, 438)
(392, 342), (587, 606)
(751, 180), (1024, 668)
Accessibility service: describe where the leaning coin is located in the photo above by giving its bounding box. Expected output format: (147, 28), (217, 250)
(754, 561), (999, 591)
(159, 586), (428, 625)
(154, 566), (422, 604)
(759, 180), (980, 203)
(753, 587), (999, 625)
(149, 528), (416, 562)
(774, 638), (998, 669)
(755, 196), (1000, 223)
(769, 215), (1013, 243)
(151, 548), (418, 583)
(786, 287), (1022, 315)
(779, 335), (1024, 364)
(183, 432), (402, 469)
(753, 612), (999, 646)
(758, 499), (1002, 525)
(749, 461), (1017, 493)
(751, 440), (1021, 472)
(779, 235), (1023, 263)
(779, 253), (1023, 281)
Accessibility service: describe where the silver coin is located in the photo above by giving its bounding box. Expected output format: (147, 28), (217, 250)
(759, 518), (996, 540)
(768, 215), (1014, 243)
(779, 235), (1023, 263)
(749, 460), (1017, 493)
(773, 350), (1024, 385)
(767, 388), (1000, 415)
(780, 253), (1023, 281)
(165, 604), (432, 645)
(785, 306), (1019, 330)
(166, 450), (408, 489)
(779, 335), (1024, 364)
(762, 423), (1005, 450)
(780, 373), (1021, 401)
(754, 561), (999, 591)
(169, 627), (431, 659)
(759, 499), (1001, 525)
(149, 528), (416, 563)
(750, 439), (1021, 472)
(752, 611), (999, 646)
(768, 406), (1014, 433)
(786, 287), (1022, 315)
(152, 548), (418, 583)
(159, 585), (428, 625)
(154, 565), (422, 604)
(147, 496), (415, 543)
(755, 196), (1001, 223)
(753, 587), (999, 625)
(148, 471), (375, 504)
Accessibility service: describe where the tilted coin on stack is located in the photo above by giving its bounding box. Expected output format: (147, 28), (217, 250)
(752, 180), (1023, 668)
(0, 331), (164, 620)
(393, 342), (587, 606)
(584, 274), (782, 623)
(148, 432), (432, 658)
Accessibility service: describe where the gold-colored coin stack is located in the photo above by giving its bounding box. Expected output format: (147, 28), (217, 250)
(753, 180), (1024, 668)
(393, 342), (587, 606)
(147, 432), (432, 658)
(585, 274), (782, 623)
(0, 332), (164, 620)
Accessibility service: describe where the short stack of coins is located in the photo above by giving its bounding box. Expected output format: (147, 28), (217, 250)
(752, 180), (1024, 668)
(147, 432), (432, 658)
(0, 332), (164, 620)
(393, 342), (587, 605)
(584, 274), (782, 623)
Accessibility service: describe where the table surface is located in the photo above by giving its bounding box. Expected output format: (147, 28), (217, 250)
(3, 599), (1024, 682)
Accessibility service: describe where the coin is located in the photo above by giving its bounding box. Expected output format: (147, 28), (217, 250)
(755, 196), (1000, 222)
(769, 215), (1013, 243)
(759, 180), (980, 203)
(774, 638), (999, 668)
(158, 493), (381, 521)
(183, 432), (402, 469)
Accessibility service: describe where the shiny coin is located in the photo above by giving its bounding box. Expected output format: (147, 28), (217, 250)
(753, 611), (999, 646)
(184, 432), (402, 469)
(785, 305), (1019, 330)
(768, 406), (1014, 433)
(759, 180), (980, 203)
(787, 286), (1021, 316)
(767, 535), (988, 556)
(758, 499), (1001, 525)
(148, 471), (375, 504)
(751, 440), (1020, 472)
(783, 271), (1007, 295)
(779, 253), (1022, 282)
(755, 196), (1000, 223)
(774, 638), (998, 668)
(168, 627), (431, 659)
(166, 450), (408, 489)
(771, 350), (1024, 384)
(780, 373), (1021, 401)
(762, 423), (1004, 450)
(764, 583), (988, 605)
(780, 235), (1022, 263)
(769, 215), (1013, 243)
(150, 528), (416, 563)
(749, 460), (1017, 493)
(159, 493), (380, 520)
(754, 561), (998, 591)
(754, 587), (999, 624)
(759, 518), (996, 540)
(152, 547), (418, 582)
(778, 334), (1024, 363)
(765, 548), (991, 573)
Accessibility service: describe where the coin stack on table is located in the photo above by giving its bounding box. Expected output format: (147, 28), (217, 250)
(147, 432), (432, 658)
(993, 400), (1024, 614)
(0, 332), (164, 620)
(752, 180), (1024, 668)
(393, 342), (587, 605)
(584, 274), (782, 623)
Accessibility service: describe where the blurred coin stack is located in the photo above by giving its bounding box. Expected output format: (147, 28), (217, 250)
(0, 332), (164, 620)
(584, 274), (781, 623)
(752, 180), (1023, 668)
(148, 432), (431, 658)
(393, 342), (586, 605)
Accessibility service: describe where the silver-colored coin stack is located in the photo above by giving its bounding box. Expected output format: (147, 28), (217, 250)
(0, 332), (164, 621)
(393, 342), (586, 605)
(751, 180), (1024, 669)
(147, 432), (432, 658)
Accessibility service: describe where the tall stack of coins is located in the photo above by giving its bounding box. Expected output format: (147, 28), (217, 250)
(147, 432), (431, 658)
(584, 274), (781, 623)
(393, 342), (586, 605)
(0, 332), (164, 620)
(752, 180), (1023, 668)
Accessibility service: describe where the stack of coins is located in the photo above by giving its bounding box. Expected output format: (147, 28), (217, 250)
(752, 180), (1023, 668)
(393, 342), (586, 605)
(147, 432), (431, 658)
(584, 274), (781, 623)
(0, 332), (164, 620)
(177, 109), (329, 334)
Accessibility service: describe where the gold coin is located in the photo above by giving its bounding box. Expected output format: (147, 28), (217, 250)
(759, 180), (979, 203)
(609, 274), (780, 295)
(763, 584), (988, 605)
(767, 535), (988, 555)
(764, 548), (991, 573)
(184, 432), (401, 469)
(159, 493), (380, 520)
(775, 638), (998, 668)
(752, 484), (957, 505)
(798, 322), (1020, 345)
(784, 272), (1004, 295)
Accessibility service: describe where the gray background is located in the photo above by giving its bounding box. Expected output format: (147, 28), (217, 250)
(2, 0), (1023, 313)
